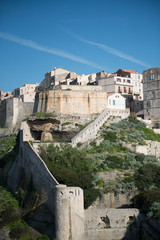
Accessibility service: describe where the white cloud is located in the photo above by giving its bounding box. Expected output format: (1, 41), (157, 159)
(67, 31), (150, 68)
(0, 32), (104, 70)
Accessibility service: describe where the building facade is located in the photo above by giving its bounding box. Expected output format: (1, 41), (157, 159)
(143, 67), (160, 122)
(13, 83), (39, 102)
(0, 90), (12, 101)
(39, 68), (78, 90)
(116, 69), (143, 100)
(107, 93), (126, 110)
(97, 74), (134, 95)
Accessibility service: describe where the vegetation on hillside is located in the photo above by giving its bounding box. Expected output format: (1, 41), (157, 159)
(0, 135), (16, 158)
(0, 136), (49, 239)
(39, 144), (100, 208)
(33, 112), (57, 118)
(1, 116), (160, 235)
(39, 117), (160, 220)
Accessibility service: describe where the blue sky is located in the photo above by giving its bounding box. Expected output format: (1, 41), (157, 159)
(0, 0), (160, 92)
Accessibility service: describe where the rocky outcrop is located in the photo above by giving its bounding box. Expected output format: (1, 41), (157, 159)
(27, 118), (60, 132)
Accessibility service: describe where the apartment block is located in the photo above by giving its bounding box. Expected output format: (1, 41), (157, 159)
(13, 83), (39, 102)
(143, 67), (160, 122)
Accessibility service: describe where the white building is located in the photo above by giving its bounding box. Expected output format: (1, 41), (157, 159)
(107, 93), (126, 110)
(77, 73), (96, 85)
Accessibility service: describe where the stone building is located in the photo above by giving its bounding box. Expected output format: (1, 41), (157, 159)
(97, 73), (134, 95)
(116, 69), (143, 100)
(143, 67), (160, 123)
(97, 69), (143, 114)
(34, 85), (108, 116)
(38, 68), (78, 90)
(0, 90), (12, 100)
(13, 83), (39, 102)
(107, 93), (126, 110)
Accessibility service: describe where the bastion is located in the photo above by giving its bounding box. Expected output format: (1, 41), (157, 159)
(35, 85), (108, 115)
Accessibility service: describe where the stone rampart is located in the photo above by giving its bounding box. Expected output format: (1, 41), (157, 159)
(34, 89), (108, 115)
(7, 129), (84, 240)
(0, 97), (34, 129)
(7, 130), (58, 212)
(71, 108), (130, 147)
(121, 140), (160, 160)
(53, 85), (103, 91)
(55, 185), (84, 240)
(84, 208), (139, 240)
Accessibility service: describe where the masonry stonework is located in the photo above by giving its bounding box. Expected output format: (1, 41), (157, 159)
(35, 87), (108, 116)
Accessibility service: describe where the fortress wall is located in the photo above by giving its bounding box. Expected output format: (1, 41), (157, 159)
(35, 90), (108, 115)
(84, 208), (139, 240)
(71, 108), (130, 146)
(7, 129), (84, 239)
(55, 185), (84, 240)
(121, 140), (160, 160)
(0, 97), (34, 129)
(53, 85), (103, 91)
(7, 130), (58, 213)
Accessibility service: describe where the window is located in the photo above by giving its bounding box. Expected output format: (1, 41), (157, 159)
(20, 89), (23, 95)
(150, 74), (154, 80)
(123, 79), (125, 83)
(124, 87), (126, 93)
(113, 100), (115, 105)
(152, 91), (156, 98)
(117, 78), (121, 82)
(127, 79), (131, 83)
(138, 75), (140, 79)
(147, 101), (151, 107)
(118, 86), (121, 93)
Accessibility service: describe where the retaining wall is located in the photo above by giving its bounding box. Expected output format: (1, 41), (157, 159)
(7, 129), (84, 240)
(121, 140), (160, 160)
(71, 108), (130, 147)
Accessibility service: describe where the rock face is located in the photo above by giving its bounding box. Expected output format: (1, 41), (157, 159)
(27, 118), (60, 141)
(41, 132), (53, 141)
(28, 118), (60, 133)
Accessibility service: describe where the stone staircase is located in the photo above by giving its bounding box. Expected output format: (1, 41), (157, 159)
(71, 108), (130, 147)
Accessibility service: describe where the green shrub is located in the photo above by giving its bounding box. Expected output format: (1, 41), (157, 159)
(39, 144), (92, 173)
(132, 189), (160, 211)
(62, 122), (72, 126)
(37, 236), (50, 240)
(134, 163), (160, 191)
(0, 136), (16, 158)
(39, 144), (98, 207)
(0, 186), (20, 227)
(35, 112), (57, 118)
(103, 131), (117, 142)
(8, 220), (32, 239)
(147, 202), (160, 223)
(84, 188), (100, 209)
(139, 127), (160, 142)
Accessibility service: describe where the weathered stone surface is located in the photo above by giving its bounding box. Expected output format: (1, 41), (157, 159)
(41, 132), (53, 141)
(28, 118), (60, 133)
(35, 88), (108, 115)
(84, 208), (139, 240)
(0, 228), (11, 240)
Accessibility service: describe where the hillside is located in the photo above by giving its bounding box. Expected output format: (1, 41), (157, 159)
(38, 117), (160, 216)
(0, 116), (160, 239)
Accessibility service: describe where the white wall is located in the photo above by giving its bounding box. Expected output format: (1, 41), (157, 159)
(108, 94), (126, 110)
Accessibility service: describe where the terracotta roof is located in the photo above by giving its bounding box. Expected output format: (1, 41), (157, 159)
(121, 69), (137, 73)
(107, 93), (121, 96)
(107, 74), (116, 77)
